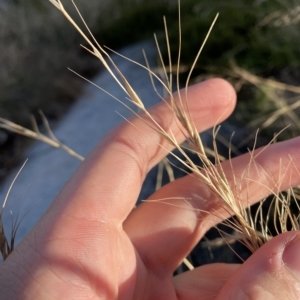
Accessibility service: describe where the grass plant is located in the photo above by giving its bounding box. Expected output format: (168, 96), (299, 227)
(1, 0), (300, 271)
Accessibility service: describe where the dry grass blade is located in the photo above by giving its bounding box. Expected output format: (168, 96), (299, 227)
(0, 115), (84, 161)
(156, 158), (175, 190)
(0, 160), (28, 260)
(231, 62), (300, 94)
(250, 96), (300, 130)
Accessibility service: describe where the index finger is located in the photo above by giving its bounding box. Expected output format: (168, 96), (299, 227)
(50, 78), (236, 225)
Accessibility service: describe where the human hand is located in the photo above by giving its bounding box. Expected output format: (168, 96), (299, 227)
(1, 79), (300, 299)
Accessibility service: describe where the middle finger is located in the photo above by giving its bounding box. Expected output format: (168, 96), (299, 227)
(124, 136), (300, 274)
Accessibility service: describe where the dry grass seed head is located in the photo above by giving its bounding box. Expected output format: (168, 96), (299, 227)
(0, 0), (290, 259)
(47, 0), (279, 254)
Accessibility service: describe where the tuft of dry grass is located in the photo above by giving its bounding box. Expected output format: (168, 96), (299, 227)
(46, 0), (298, 256)
(1, 0), (300, 265)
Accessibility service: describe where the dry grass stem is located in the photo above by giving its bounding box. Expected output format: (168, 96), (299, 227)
(258, 5), (300, 27)
(231, 63), (300, 94)
(0, 113), (84, 161)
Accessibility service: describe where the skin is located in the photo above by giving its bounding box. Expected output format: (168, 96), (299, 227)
(1, 78), (300, 299)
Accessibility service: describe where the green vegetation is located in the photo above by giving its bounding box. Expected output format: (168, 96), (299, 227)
(167, 0), (300, 72)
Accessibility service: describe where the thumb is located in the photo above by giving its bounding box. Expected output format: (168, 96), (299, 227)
(217, 231), (300, 299)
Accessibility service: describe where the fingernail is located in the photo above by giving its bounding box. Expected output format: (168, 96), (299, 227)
(283, 236), (300, 278)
